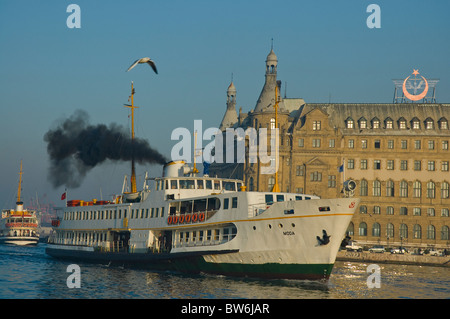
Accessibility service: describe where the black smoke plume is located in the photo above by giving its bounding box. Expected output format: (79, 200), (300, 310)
(44, 110), (167, 188)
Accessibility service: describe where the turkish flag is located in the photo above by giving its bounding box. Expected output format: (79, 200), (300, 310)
(61, 192), (66, 200)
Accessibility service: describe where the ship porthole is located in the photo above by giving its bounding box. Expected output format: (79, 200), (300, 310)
(291, 223), (296, 228)
(253, 226), (256, 230)
(268, 224), (272, 229)
(278, 223), (283, 228)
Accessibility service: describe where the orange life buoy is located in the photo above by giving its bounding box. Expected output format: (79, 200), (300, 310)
(199, 212), (205, 222)
(192, 213), (198, 222)
(179, 215), (185, 223)
(167, 216), (173, 224)
(173, 216), (179, 224)
(185, 214), (191, 223)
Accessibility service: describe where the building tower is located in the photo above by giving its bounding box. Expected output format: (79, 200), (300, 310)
(219, 81), (238, 130)
(254, 48), (284, 113)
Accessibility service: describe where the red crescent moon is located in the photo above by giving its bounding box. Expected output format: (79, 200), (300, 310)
(402, 76), (429, 101)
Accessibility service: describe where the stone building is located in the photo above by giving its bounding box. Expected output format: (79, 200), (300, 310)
(211, 48), (450, 250)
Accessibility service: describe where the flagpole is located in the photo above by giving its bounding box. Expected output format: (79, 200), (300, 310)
(65, 188), (67, 207)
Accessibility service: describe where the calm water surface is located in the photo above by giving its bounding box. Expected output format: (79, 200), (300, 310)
(0, 244), (448, 299)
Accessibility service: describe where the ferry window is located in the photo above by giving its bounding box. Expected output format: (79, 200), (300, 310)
(187, 180), (195, 189)
(214, 229), (220, 241)
(192, 231), (197, 242)
(197, 180), (204, 189)
(224, 198), (229, 209)
(179, 232), (184, 243)
(171, 180), (178, 189)
(295, 196), (303, 200)
(304, 197), (311, 200)
(185, 232), (190, 242)
(131, 209), (134, 219)
(160, 207), (165, 218)
(223, 181), (236, 191)
(232, 197), (238, 208)
(145, 209), (149, 218)
(118, 210), (121, 219)
(207, 197), (220, 211)
(194, 199), (207, 212)
(141, 209), (145, 218)
(150, 208), (154, 218)
(165, 180), (169, 190)
(214, 180), (221, 190)
(199, 230), (204, 241)
(205, 180), (212, 189)
(223, 228), (229, 241)
(276, 195), (285, 202)
(155, 208), (159, 218)
(237, 182), (242, 190)
(265, 194), (274, 205)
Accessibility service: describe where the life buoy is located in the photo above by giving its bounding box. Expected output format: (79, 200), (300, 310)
(185, 214), (191, 223)
(192, 213), (198, 222)
(199, 212), (205, 222)
(179, 215), (185, 223)
(173, 216), (179, 224)
(167, 216), (173, 224)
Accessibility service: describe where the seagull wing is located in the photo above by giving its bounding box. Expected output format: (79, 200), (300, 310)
(126, 59), (140, 72)
(147, 60), (158, 74)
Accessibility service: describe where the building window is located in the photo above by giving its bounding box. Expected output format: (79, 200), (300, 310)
(268, 177), (275, 190)
(360, 180), (368, 196)
(400, 224), (408, 239)
(328, 175), (336, 188)
(348, 139), (354, 148)
(361, 159), (368, 170)
(359, 222), (368, 236)
(329, 139), (335, 148)
(386, 206), (394, 215)
(346, 118), (354, 129)
(360, 205), (367, 214)
(413, 224), (422, 239)
(400, 160), (408, 170)
(359, 118), (367, 129)
(414, 160), (421, 171)
(399, 119), (407, 129)
(386, 223), (394, 238)
(298, 138), (304, 147)
(427, 161), (435, 171)
(313, 120), (321, 131)
(374, 140), (381, 149)
(412, 119), (420, 129)
(427, 225), (436, 240)
(442, 226), (450, 240)
(386, 180), (394, 197)
(441, 208), (449, 217)
(385, 118), (393, 129)
(425, 118), (434, 130)
(413, 207), (421, 216)
(413, 181), (422, 198)
(372, 118), (380, 129)
(427, 208), (435, 216)
(361, 139), (367, 149)
(439, 118), (448, 130)
(442, 161), (449, 172)
(401, 140), (407, 149)
(427, 181), (436, 198)
(373, 206), (381, 215)
(312, 139), (321, 148)
(400, 207), (408, 215)
(372, 223), (381, 237)
(310, 171), (322, 182)
(443, 140), (449, 150)
(414, 140), (421, 150)
(387, 140), (394, 149)
(374, 160), (381, 170)
(387, 160), (394, 170)
(270, 118), (276, 129)
(441, 182), (449, 199)
(373, 180), (381, 197)
(347, 159), (354, 169)
(296, 165), (304, 176)
(400, 180), (408, 197)
(428, 140), (435, 150)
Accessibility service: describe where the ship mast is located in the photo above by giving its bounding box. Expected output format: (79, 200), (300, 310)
(124, 81), (138, 194)
(16, 160), (24, 212)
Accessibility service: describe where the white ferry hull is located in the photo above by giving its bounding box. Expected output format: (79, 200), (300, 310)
(46, 197), (359, 280)
(0, 236), (39, 246)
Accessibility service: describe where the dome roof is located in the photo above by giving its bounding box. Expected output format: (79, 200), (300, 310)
(266, 49), (278, 63)
(227, 81), (236, 92)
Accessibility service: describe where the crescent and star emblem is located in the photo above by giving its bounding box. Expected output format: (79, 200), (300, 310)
(402, 69), (429, 101)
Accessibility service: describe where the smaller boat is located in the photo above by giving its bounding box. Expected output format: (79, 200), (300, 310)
(0, 161), (39, 246)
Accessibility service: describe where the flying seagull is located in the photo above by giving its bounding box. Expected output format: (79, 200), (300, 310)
(126, 57), (158, 74)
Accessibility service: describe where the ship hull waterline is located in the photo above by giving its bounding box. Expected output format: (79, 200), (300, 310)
(0, 237), (39, 246)
(45, 245), (334, 280)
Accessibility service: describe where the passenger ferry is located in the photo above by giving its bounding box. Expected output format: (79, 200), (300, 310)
(46, 82), (359, 280)
(0, 161), (39, 246)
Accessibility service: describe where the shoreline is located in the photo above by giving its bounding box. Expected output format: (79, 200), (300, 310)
(336, 250), (450, 268)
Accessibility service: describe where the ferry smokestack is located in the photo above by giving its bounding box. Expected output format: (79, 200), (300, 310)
(44, 109), (167, 188)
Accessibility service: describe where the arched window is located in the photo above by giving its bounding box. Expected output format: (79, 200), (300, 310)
(268, 177), (275, 190)
(441, 182), (449, 199)
(347, 222), (354, 236)
(386, 223), (394, 238)
(373, 180), (381, 196)
(360, 179), (368, 196)
(441, 226), (450, 240)
(400, 180), (408, 197)
(386, 180), (395, 197)
(413, 181), (422, 198)
(413, 224), (422, 239)
(372, 223), (381, 237)
(427, 225), (436, 240)
(399, 224), (408, 239)
(359, 222), (367, 236)
(427, 181), (436, 198)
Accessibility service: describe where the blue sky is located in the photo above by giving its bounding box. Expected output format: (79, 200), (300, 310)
(0, 0), (449, 208)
